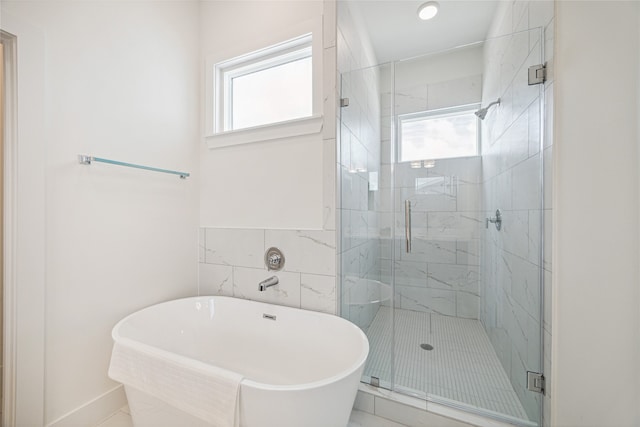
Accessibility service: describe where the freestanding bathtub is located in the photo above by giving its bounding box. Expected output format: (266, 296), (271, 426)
(108, 296), (369, 427)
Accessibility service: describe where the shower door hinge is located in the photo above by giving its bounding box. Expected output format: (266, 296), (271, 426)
(340, 97), (350, 107)
(528, 64), (547, 85)
(527, 371), (545, 394)
(370, 376), (380, 387)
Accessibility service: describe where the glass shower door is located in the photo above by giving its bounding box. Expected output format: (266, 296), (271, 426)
(339, 63), (394, 389)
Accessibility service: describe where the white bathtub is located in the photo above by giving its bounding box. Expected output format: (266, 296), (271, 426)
(109, 296), (369, 427)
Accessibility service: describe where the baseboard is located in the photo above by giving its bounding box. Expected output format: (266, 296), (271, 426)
(46, 385), (127, 427)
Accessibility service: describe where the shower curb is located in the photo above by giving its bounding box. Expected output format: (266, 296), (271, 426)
(354, 384), (532, 427)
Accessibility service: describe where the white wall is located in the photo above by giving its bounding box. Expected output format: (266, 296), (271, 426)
(0, 39), (4, 421)
(553, 2), (640, 426)
(199, 0), (334, 230)
(1, 1), (200, 425)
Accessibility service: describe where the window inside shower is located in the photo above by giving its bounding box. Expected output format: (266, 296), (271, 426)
(398, 105), (480, 162)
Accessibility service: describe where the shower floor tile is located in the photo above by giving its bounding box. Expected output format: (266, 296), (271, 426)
(363, 306), (529, 422)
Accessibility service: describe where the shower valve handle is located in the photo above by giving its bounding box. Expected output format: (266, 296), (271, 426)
(486, 209), (502, 231)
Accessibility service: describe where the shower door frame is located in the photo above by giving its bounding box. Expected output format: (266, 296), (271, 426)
(338, 27), (546, 426)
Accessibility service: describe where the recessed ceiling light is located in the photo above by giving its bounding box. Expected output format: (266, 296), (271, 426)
(417, 2), (439, 20)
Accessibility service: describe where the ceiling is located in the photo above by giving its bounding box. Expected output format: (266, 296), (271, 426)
(349, 0), (500, 63)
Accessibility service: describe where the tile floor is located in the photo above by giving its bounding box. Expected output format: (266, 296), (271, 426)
(364, 307), (529, 421)
(96, 406), (406, 427)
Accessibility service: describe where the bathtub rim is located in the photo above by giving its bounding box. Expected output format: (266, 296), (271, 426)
(111, 295), (369, 392)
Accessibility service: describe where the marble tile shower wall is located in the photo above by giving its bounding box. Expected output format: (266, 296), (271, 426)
(479, 1), (554, 424)
(337, 2), (383, 332)
(378, 66), (484, 319)
(198, 228), (337, 314)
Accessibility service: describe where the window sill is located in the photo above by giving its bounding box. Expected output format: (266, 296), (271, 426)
(206, 115), (323, 149)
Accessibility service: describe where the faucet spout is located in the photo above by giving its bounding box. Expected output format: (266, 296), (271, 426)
(258, 276), (279, 291)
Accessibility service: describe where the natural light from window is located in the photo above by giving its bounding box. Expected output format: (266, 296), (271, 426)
(399, 107), (479, 162)
(231, 56), (312, 130)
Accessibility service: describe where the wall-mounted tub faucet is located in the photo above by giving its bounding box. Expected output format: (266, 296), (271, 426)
(258, 276), (279, 291)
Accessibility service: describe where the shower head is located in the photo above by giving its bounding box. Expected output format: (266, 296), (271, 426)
(474, 108), (489, 120)
(475, 98), (501, 120)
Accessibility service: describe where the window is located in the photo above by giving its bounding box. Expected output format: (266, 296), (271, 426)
(398, 105), (480, 162)
(215, 34), (313, 132)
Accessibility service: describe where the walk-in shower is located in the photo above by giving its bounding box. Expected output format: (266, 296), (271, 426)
(337, 15), (546, 425)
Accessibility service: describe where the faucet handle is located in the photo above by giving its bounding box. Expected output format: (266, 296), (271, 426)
(268, 253), (281, 268)
(265, 247), (285, 271)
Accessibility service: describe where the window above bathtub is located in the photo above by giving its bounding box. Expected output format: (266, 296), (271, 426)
(222, 35), (312, 131)
(398, 104), (480, 163)
(205, 19), (323, 149)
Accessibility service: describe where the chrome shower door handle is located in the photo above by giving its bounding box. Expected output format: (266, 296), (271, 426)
(405, 200), (412, 253)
